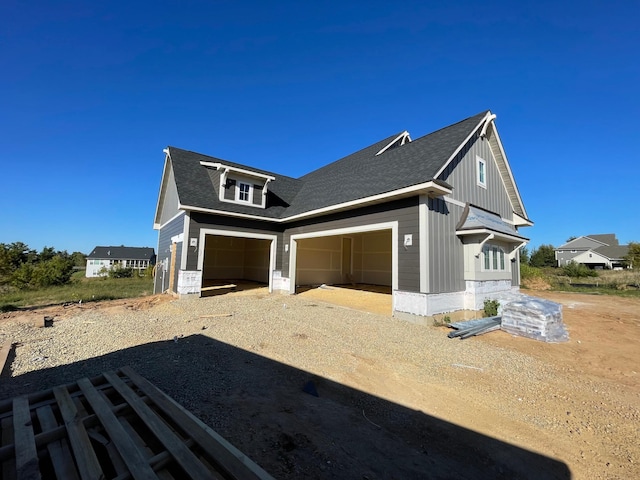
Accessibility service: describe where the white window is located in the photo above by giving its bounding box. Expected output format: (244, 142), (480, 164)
(237, 182), (252, 202)
(477, 156), (487, 188)
(482, 244), (506, 271)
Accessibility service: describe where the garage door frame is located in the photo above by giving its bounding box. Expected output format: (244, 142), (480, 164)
(197, 228), (278, 292)
(288, 221), (398, 294)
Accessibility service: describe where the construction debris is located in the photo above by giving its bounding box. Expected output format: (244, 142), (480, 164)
(447, 295), (569, 343)
(501, 297), (568, 342)
(448, 317), (502, 339)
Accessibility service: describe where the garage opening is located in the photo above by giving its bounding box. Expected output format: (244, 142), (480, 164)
(200, 234), (273, 297)
(292, 228), (394, 312)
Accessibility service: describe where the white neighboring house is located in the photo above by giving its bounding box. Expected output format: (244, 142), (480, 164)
(555, 234), (629, 269)
(86, 246), (156, 278)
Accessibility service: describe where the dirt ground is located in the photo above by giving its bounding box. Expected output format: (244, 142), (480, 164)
(300, 287), (640, 479)
(1, 288), (639, 479)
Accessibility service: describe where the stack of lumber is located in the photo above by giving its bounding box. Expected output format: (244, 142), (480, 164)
(0, 366), (274, 480)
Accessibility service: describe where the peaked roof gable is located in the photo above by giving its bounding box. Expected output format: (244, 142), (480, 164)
(154, 111), (526, 225)
(557, 234), (617, 250)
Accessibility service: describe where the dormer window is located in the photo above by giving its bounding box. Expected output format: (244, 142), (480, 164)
(237, 182), (252, 202)
(200, 160), (275, 209)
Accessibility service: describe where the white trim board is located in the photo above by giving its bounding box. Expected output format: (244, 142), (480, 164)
(288, 222), (399, 294)
(197, 228), (278, 293)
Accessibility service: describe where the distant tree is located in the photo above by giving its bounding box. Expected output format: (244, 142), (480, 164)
(70, 251), (87, 267)
(566, 236), (577, 243)
(624, 242), (640, 269)
(529, 244), (557, 267)
(0, 242), (77, 288)
(0, 242), (36, 284)
(11, 255), (74, 288)
(39, 246), (57, 262)
(519, 246), (530, 265)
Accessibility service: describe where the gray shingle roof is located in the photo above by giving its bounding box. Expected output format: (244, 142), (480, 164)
(167, 111), (489, 220)
(586, 234), (618, 246)
(593, 245), (629, 260)
(87, 246), (155, 260)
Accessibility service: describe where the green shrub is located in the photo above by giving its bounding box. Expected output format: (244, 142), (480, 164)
(562, 261), (598, 278)
(520, 263), (541, 280)
(9, 256), (74, 289)
(483, 298), (500, 317)
(108, 266), (134, 279)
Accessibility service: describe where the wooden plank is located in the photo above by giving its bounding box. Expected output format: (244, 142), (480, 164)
(2, 415), (16, 480)
(168, 243), (177, 293)
(53, 385), (104, 480)
(121, 366), (274, 480)
(105, 371), (214, 480)
(12, 397), (40, 480)
(35, 405), (79, 480)
(0, 340), (13, 376)
(77, 378), (157, 480)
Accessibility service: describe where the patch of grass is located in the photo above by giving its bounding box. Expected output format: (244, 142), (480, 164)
(432, 315), (452, 327)
(0, 272), (153, 310)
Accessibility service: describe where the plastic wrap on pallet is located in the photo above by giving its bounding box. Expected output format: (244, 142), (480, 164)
(501, 297), (568, 342)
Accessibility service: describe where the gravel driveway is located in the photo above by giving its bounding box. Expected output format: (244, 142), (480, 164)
(1, 289), (637, 479)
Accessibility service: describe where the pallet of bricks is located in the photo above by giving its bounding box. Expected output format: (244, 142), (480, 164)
(500, 297), (568, 343)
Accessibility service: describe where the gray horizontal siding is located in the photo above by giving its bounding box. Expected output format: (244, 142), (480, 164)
(159, 168), (181, 225)
(154, 213), (185, 294)
(188, 212), (283, 271)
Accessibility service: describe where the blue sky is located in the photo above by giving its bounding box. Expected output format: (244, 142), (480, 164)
(1, 1), (638, 254)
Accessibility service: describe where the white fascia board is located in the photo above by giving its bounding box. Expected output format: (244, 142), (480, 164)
(485, 122), (529, 220)
(512, 212), (533, 227)
(457, 228), (529, 244)
(179, 181), (451, 224)
(433, 112), (490, 180)
(180, 204), (280, 223)
(153, 152), (172, 228)
(154, 210), (185, 230)
(199, 161), (276, 182)
(283, 181), (452, 222)
(219, 196), (266, 209)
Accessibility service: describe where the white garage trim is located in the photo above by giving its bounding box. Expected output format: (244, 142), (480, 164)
(288, 222), (398, 294)
(197, 228), (278, 292)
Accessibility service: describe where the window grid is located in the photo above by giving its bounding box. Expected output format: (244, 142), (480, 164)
(238, 182), (251, 202)
(482, 244), (506, 272)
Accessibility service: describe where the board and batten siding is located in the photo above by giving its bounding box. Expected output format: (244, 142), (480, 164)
(427, 198), (465, 294)
(282, 198), (420, 292)
(438, 132), (513, 219)
(186, 212), (283, 272)
(154, 212), (185, 294)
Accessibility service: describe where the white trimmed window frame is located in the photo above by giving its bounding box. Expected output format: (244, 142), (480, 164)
(482, 244), (506, 272)
(236, 181), (253, 203)
(476, 155), (487, 189)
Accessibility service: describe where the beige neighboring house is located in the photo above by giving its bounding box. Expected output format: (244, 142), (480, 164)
(555, 234), (629, 270)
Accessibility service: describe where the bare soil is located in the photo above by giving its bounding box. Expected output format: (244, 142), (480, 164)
(1, 288), (639, 479)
